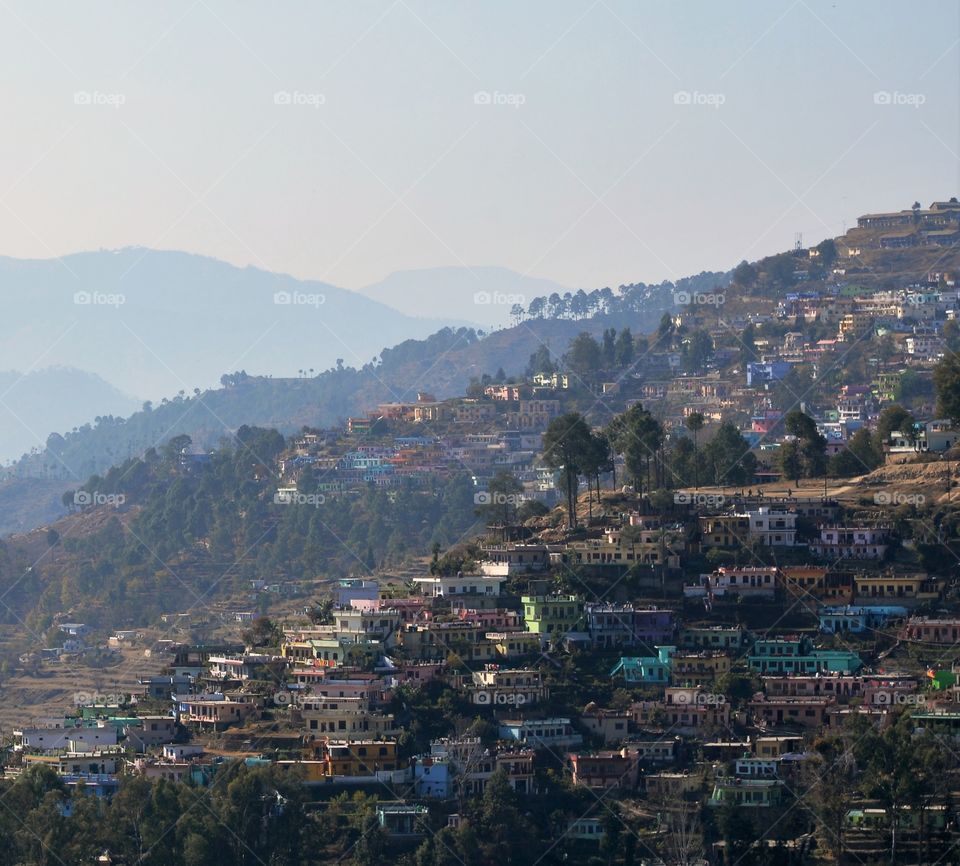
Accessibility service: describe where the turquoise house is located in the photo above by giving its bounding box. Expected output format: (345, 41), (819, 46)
(748, 638), (861, 675)
(610, 646), (675, 684)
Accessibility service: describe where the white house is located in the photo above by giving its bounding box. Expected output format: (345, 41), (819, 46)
(15, 725), (118, 753)
(810, 527), (889, 560)
(905, 334), (943, 360)
(163, 744), (204, 761)
(498, 718), (583, 749)
(746, 508), (797, 547)
(412, 574), (506, 598)
(889, 420), (958, 454)
(58, 623), (90, 637)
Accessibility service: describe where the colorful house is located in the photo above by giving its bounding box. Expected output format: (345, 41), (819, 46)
(748, 638), (862, 675)
(522, 594), (585, 639)
(819, 605), (907, 634)
(609, 646), (675, 684)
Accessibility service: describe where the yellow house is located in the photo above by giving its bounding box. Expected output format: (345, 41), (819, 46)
(282, 640), (319, 662)
(488, 631), (541, 659)
(565, 528), (682, 568)
(310, 739), (403, 776)
(779, 566), (829, 599)
(671, 651), (731, 685)
(754, 736), (804, 758)
(646, 772), (706, 802)
(281, 637), (378, 667)
(397, 622), (497, 663)
(300, 702), (399, 740)
(276, 760), (329, 782)
(839, 312), (874, 339)
(854, 572), (942, 601)
(699, 515), (750, 549)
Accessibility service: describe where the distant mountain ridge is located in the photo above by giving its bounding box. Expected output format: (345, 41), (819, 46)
(1, 255), (734, 535)
(3, 303), (683, 486)
(0, 248), (461, 400)
(359, 265), (569, 325)
(0, 367), (140, 465)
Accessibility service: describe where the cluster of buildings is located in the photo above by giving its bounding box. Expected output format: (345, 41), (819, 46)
(346, 390), (564, 436)
(10, 477), (960, 854)
(668, 301), (948, 439)
(854, 199), (960, 248)
(277, 425), (562, 506)
(15, 534), (959, 832)
(267, 256), (960, 520)
(13, 208), (960, 853)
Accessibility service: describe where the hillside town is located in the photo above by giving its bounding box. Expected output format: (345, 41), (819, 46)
(269, 203), (960, 508)
(5, 0), (960, 861)
(4, 199), (960, 864)
(12, 500), (960, 863)
(6, 201), (960, 865)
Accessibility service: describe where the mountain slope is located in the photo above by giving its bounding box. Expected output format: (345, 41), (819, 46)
(1, 270), (724, 535)
(3, 309), (673, 485)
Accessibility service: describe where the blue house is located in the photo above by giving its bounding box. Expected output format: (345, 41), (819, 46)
(746, 361), (793, 388)
(818, 605), (908, 634)
(413, 756), (452, 798)
(610, 646), (675, 684)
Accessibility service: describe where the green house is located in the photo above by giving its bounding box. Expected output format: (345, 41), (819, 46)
(522, 594), (585, 638)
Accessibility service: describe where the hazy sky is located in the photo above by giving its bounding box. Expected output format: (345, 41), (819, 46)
(1, 0), (957, 294)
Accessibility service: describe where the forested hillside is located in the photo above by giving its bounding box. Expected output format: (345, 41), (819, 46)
(0, 427), (482, 636)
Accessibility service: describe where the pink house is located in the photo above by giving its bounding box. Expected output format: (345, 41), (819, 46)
(457, 608), (524, 631)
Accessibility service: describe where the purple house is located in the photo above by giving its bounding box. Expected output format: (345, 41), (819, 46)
(585, 604), (674, 649)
